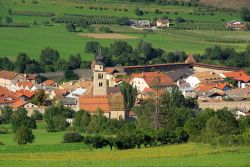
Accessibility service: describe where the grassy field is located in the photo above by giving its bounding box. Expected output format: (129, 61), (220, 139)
(0, 128), (250, 167)
(0, 0), (249, 60)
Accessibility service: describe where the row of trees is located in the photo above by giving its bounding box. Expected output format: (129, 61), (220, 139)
(195, 45), (250, 69)
(0, 47), (90, 73)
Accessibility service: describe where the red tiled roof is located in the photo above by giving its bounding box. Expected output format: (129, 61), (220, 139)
(79, 96), (110, 113)
(17, 81), (34, 89)
(195, 84), (215, 92)
(216, 83), (230, 90)
(11, 99), (27, 109)
(0, 86), (18, 105)
(0, 70), (19, 80)
(223, 71), (250, 82)
(53, 89), (68, 96)
(16, 90), (35, 98)
(43, 80), (55, 86)
(131, 72), (174, 86)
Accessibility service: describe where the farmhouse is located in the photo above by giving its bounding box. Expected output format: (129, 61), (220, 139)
(156, 19), (170, 28)
(0, 70), (24, 89)
(130, 71), (174, 92)
(221, 71), (250, 88)
(225, 21), (246, 30)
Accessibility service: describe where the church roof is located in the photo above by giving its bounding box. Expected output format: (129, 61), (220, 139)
(185, 54), (196, 64)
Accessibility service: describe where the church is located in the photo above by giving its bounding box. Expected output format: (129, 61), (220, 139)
(78, 50), (127, 119)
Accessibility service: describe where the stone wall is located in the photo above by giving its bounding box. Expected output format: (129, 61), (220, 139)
(198, 101), (250, 111)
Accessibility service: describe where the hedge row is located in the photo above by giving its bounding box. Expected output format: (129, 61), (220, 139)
(173, 22), (228, 31)
(12, 11), (55, 17)
(0, 23), (30, 28)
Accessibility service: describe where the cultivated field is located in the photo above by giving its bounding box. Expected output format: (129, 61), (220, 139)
(0, 0), (249, 60)
(0, 128), (249, 167)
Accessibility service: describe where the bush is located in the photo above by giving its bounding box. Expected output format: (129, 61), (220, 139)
(15, 127), (35, 145)
(99, 26), (113, 33)
(65, 23), (76, 32)
(31, 110), (43, 120)
(0, 141), (4, 145)
(63, 132), (84, 143)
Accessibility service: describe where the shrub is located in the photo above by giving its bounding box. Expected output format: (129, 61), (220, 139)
(63, 132), (84, 143)
(15, 127), (35, 145)
(31, 110), (43, 120)
(99, 26), (113, 33)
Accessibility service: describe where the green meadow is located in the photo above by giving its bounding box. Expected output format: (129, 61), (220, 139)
(0, 0), (249, 60)
(0, 129), (250, 167)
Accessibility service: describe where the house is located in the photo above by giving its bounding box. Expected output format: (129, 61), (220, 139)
(11, 100), (45, 116)
(156, 19), (169, 28)
(40, 80), (57, 90)
(78, 49), (126, 119)
(66, 87), (87, 99)
(130, 71), (174, 92)
(0, 86), (18, 108)
(10, 81), (35, 92)
(62, 97), (78, 110)
(131, 20), (151, 29)
(221, 71), (250, 88)
(224, 88), (250, 100)
(0, 70), (24, 89)
(16, 90), (36, 101)
(178, 82), (196, 98)
(49, 89), (68, 99)
(225, 21), (246, 30)
(185, 71), (223, 88)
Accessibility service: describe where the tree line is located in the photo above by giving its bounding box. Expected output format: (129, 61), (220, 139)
(0, 47), (90, 74)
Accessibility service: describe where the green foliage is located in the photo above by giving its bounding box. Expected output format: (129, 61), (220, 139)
(0, 106), (13, 124)
(43, 106), (72, 132)
(65, 23), (76, 32)
(135, 8), (143, 16)
(99, 26), (113, 33)
(63, 132), (84, 143)
(15, 52), (30, 73)
(240, 7), (250, 21)
(31, 110), (43, 121)
(5, 17), (12, 24)
(85, 41), (100, 54)
(14, 127), (35, 145)
(116, 16), (130, 26)
(118, 82), (137, 109)
(10, 108), (36, 132)
(30, 90), (48, 106)
(64, 69), (79, 81)
(73, 110), (91, 132)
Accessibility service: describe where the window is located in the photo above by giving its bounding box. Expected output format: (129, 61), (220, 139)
(98, 74), (103, 79)
(99, 82), (103, 87)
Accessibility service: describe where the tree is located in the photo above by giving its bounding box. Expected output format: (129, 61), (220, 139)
(0, 106), (13, 124)
(15, 53), (30, 73)
(30, 90), (48, 106)
(31, 110), (43, 120)
(68, 54), (82, 69)
(99, 26), (113, 33)
(116, 17), (130, 26)
(11, 108), (36, 132)
(43, 106), (71, 132)
(64, 69), (79, 81)
(240, 7), (250, 21)
(65, 23), (76, 32)
(40, 47), (60, 68)
(85, 41), (100, 54)
(15, 127), (35, 145)
(119, 82), (137, 109)
(73, 110), (91, 132)
(176, 17), (185, 23)
(135, 8), (143, 16)
(63, 132), (84, 143)
(5, 17), (12, 24)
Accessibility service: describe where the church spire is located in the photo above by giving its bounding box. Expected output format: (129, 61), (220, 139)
(96, 47), (104, 66)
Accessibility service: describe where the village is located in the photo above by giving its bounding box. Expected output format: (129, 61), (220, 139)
(0, 50), (249, 121)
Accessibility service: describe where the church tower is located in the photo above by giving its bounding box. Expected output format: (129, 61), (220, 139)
(93, 49), (107, 96)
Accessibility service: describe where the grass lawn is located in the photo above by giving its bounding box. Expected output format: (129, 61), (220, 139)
(0, 128), (250, 166)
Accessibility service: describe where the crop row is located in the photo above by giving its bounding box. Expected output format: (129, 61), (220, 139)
(53, 16), (118, 25)
(0, 23), (30, 28)
(172, 22), (228, 31)
(12, 11), (55, 17)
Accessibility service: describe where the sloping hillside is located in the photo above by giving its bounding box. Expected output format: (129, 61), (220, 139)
(199, 0), (250, 9)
